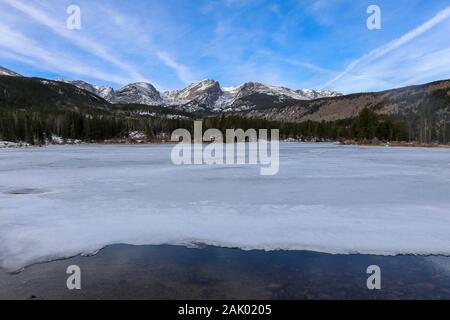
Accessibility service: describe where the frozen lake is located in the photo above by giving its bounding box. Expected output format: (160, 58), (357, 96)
(1, 143), (450, 272)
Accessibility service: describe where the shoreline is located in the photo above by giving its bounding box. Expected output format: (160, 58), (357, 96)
(2, 140), (450, 149)
(340, 141), (450, 149)
(1, 244), (450, 300)
(4, 243), (450, 275)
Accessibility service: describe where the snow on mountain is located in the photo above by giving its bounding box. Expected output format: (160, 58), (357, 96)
(2, 65), (341, 112)
(57, 79), (114, 101)
(56, 79), (163, 105)
(166, 80), (343, 112)
(94, 85), (115, 101)
(296, 88), (342, 100)
(163, 80), (223, 112)
(236, 82), (310, 102)
(164, 80), (221, 102)
(112, 82), (163, 105)
(212, 82), (341, 112)
(0, 66), (22, 77)
(239, 83), (310, 100)
(58, 78), (342, 112)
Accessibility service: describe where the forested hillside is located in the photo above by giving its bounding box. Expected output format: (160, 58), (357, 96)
(0, 76), (193, 144)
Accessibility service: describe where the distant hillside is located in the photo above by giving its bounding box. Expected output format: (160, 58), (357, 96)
(0, 76), (110, 113)
(0, 75), (192, 118)
(0, 76), (194, 144)
(237, 79), (450, 122)
(236, 79), (450, 143)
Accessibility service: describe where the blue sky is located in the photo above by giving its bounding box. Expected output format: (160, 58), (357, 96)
(0, 0), (449, 93)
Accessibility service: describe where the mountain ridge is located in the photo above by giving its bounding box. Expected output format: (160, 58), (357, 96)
(55, 75), (342, 112)
(1, 66), (449, 133)
(0, 66), (22, 77)
(235, 78), (450, 124)
(2, 65), (342, 112)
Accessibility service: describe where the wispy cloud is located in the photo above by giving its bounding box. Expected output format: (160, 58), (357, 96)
(0, 0), (448, 92)
(323, 6), (450, 90)
(156, 51), (194, 85)
(3, 0), (147, 82)
(95, 4), (195, 86)
(0, 20), (132, 84)
(283, 59), (331, 74)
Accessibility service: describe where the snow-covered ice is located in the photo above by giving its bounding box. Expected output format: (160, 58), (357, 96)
(1, 143), (450, 271)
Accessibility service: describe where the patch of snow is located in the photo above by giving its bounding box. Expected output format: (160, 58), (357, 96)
(52, 76), (342, 112)
(128, 131), (147, 140)
(56, 79), (114, 101)
(113, 82), (163, 105)
(0, 141), (30, 148)
(0, 67), (22, 77)
(51, 135), (64, 145)
(296, 88), (342, 99)
(39, 80), (53, 85)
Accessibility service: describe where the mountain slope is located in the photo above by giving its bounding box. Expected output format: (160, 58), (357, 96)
(57, 79), (114, 101)
(296, 88), (342, 100)
(111, 82), (163, 105)
(56, 76), (341, 112)
(0, 67), (22, 77)
(0, 76), (110, 113)
(58, 80), (164, 106)
(163, 81), (341, 113)
(3, 66), (448, 129)
(0, 75), (192, 121)
(213, 82), (341, 112)
(163, 80), (223, 112)
(237, 79), (450, 123)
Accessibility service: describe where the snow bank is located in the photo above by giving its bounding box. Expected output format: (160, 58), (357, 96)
(0, 141), (30, 148)
(1, 144), (450, 272)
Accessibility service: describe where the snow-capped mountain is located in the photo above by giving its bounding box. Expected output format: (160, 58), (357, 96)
(56, 75), (344, 113)
(112, 82), (163, 105)
(57, 79), (114, 101)
(0, 66), (22, 77)
(296, 89), (341, 100)
(95, 86), (115, 102)
(211, 82), (341, 112)
(163, 80), (223, 112)
(60, 78), (342, 112)
(237, 83), (314, 101)
(163, 81), (341, 112)
(2, 66), (341, 112)
(212, 83), (297, 112)
(57, 80), (162, 105)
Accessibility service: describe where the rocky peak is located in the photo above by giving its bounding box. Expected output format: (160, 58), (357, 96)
(112, 82), (163, 105)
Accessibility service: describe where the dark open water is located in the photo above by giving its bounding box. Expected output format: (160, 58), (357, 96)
(1, 245), (450, 300)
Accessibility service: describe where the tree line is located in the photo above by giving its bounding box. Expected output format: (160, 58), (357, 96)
(0, 107), (449, 145)
(0, 108), (192, 144)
